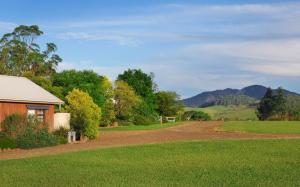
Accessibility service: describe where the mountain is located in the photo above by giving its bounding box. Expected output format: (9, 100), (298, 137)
(183, 85), (300, 107)
(240, 85), (268, 99)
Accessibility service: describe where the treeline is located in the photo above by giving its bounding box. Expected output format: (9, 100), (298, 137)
(257, 88), (300, 120)
(215, 94), (257, 106)
(0, 25), (184, 139)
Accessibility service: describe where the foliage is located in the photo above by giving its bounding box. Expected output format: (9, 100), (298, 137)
(0, 131), (7, 139)
(117, 69), (157, 111)
(132, 101), (159, 125)
(221, 121), (300, 134)
(1, 113), (27, 138)
(286, 95), (300, 120)
(100, 76), (116, 126)
(188, 105), (258, 121)
(0, 132), (16, 150)
(117, 69), (156, 99)
(114, 80), (140, 123)
(1, 140), (300, 186)
(182, 111), (211, 121)
(156, 91), (184, 117)
(16, 127), (59, 149)
(0, 138), (17, 150)
(66, 89), (101, 139)
(52, 127), (69, 144)
(1, 114), (59, 149)
(0, 25), (61, 76)
(215, 94), (257, 106)
(53, 70), (106, 107)
(256, 88), (274, 120)
(272, 88), (288, 119)
(256, 87), (289, 120)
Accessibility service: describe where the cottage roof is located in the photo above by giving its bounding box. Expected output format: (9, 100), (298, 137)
(0, 75), (64, 105)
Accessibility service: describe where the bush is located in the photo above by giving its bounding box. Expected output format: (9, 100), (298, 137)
(0, 138), (17, 150)
(16, 127), (59, 149)
(0, 131), (7, 139)
(182, 111), (211, 121)
(133, 115), (154, 126)
(66, 89), (101, 140)
(1, 114), (60, 149)
(132, 101), (158, 125)
(117, 120), (134, 126)
(53, 127), (69, 144)
(1, 114), (27, 138)
(191, 111), (211, 121)
(0, 132), (16, 150)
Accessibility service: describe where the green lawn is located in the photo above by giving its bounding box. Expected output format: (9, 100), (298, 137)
(1, 140), (300, 186)
(221, 121), (300, 134)
(100, 122), (181, 131)
(186, 105), (258, 121)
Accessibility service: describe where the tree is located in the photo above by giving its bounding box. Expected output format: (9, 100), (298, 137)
(132, 100), (159, 125)
(256, 88), (274, 120)
(66, 89), (101, 139)
(0, 25), (61, 76)
(117, 69), (157, 109)
(100, 77), (116, 126)
(156, 91), (184, 117)
(256, 87), (288, 120)
(273, 87), (287, 119)
(53, 70), (105, 107)
(114, 80), (140, 122)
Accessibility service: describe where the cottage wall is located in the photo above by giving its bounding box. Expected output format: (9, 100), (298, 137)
(0, 102), (54, 131)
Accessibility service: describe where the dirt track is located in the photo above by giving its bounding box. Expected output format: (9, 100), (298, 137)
(1, 121), (300, 160)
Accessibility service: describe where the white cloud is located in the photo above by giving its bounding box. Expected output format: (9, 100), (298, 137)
(53, 2), (300, 46)
(52, 2), (300, 96)
(57, 32), (140, 46)
(0, 21), (17, 31)
(185, 39), (300, 77)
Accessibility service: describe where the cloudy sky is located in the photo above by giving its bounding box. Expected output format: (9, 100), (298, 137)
(1, 0), (300, 98)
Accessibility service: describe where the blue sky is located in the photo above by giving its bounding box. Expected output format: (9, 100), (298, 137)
(1, 0), (300, 98)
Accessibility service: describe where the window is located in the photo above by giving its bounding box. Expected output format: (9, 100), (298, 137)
(27, 109), (46, 122)
(27, 109), (35, 117)
(36, 110), (45, 122)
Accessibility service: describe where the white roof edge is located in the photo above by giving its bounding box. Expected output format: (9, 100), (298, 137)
(0, 75), (65, 105)
(0, 99), (64, 105)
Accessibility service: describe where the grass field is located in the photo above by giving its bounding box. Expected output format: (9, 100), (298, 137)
(100, 122), (181, 131)
(186, 105), (258, 121)
(1, 139), (300, 187)
(221, 121), (300, 134)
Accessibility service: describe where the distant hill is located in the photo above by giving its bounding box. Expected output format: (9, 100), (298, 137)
(183, 85), (300, 107)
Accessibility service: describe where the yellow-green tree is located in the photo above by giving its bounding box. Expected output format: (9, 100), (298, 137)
(114, 80), (140, 121)
(66, 89), (101, 139)
(100, 76), (116, 126)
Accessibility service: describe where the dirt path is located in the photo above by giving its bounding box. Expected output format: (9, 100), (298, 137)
(1, 121), (300, 160)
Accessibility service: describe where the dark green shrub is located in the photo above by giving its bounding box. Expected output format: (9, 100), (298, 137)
(191, 111), (211, 121)
(16, 127), (38, 149)
(132, 101), (158, 125)
(182, 111), (211, 121)
(133, 114), (157, 125)
(16, 127), (59, 149)
(0, 138), (17, 150)
(1, 114), (60, 149)
(38, 128), (59, 147)
(53, 127), (69, 144)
